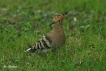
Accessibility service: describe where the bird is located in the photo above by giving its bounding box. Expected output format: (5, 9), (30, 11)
(25, 12), (67, 52)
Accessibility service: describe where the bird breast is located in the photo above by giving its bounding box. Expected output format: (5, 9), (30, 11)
(47, 27), (66, 47)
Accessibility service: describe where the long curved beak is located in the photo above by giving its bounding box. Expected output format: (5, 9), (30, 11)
(49, 22), (54, 29)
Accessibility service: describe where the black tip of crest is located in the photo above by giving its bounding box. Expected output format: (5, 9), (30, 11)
(63, 12), (68, 15)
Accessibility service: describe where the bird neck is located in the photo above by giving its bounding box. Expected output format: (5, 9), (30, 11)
(54, 22), (64, 31)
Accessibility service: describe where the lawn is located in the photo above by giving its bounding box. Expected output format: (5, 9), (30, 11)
(0, 0), (106, 71)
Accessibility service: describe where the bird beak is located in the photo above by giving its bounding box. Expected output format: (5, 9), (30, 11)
(49, 22), (54, 29)
(49, 22), (54, 26)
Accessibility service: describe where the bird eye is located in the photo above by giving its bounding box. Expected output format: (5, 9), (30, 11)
(58, 20), (61, 22)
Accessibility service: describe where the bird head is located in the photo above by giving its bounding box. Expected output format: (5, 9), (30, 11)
(49, 12), (67, 27)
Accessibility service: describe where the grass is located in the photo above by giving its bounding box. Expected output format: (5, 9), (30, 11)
(0, 0), (106, 71)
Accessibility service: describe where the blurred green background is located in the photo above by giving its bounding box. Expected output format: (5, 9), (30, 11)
(0, 0), (106, 71)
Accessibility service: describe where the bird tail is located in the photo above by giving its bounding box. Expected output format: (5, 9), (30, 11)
(24, 35), (52, 52)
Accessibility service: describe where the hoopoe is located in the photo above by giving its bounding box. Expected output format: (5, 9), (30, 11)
(25, 12), (67, 52)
